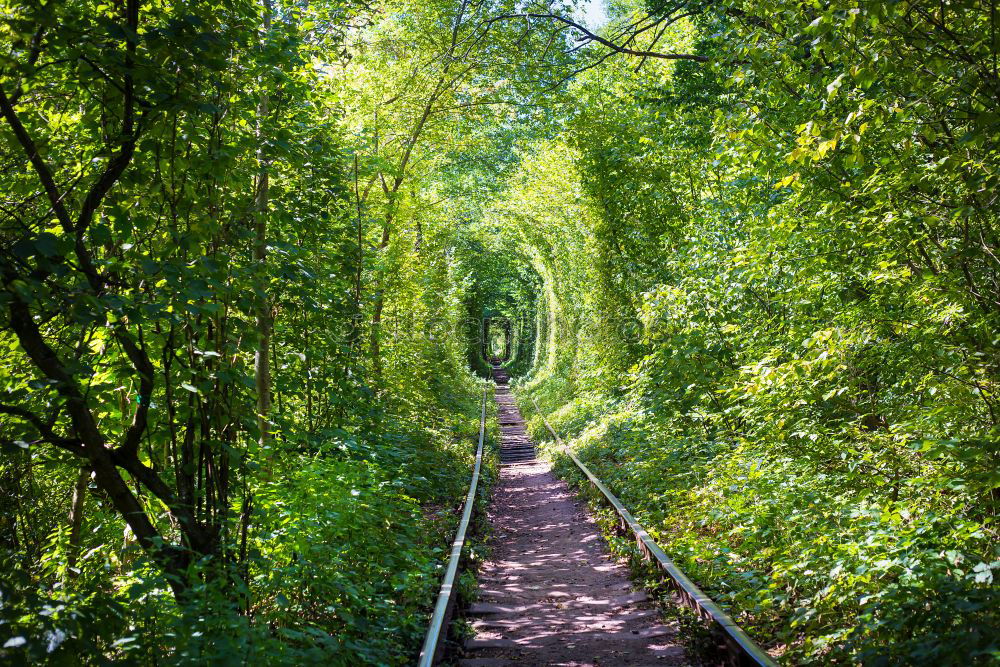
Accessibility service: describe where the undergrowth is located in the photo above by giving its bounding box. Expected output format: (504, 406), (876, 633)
(521, 386), (999, 666)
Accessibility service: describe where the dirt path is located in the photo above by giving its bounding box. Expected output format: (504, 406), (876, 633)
(461, 370), (688, 666)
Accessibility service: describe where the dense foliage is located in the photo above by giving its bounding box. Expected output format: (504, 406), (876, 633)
(506, 2), (1000, 664)
(2, 0), (998, 663)
(0, 0), (503, 662)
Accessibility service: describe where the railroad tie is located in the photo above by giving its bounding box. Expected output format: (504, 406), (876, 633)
(490, 363), (535, 464)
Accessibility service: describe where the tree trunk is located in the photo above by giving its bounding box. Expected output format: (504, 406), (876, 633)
(66, 467), (90, 576)
(254, 0), (274, 449)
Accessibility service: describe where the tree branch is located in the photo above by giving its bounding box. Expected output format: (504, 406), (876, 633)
(489, 12), (709, 62)
(0, 85), (75, 233)
(8, 24), (47, 106)
(0, 403), (86, 456)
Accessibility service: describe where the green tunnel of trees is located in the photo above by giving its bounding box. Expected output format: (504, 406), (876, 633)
(1, 0), (998, 664)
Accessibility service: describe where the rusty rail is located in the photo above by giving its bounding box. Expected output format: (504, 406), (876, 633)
(417, 383), (489, 666)
(530, 397), (778, 667)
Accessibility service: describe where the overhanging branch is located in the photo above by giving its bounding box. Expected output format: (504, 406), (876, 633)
(487, 12), (709, 62)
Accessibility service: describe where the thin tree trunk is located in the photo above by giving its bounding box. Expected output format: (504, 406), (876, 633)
(237, 488), (253, 614)
(354, 154), (363, 310)
(254, 0), (274, 449)
(368, 81), (444, 376)
(66, 467), (89, 576)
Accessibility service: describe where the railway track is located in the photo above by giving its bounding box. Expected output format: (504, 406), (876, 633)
(458, 363), (686, 665)
(420, 365), (776, 666)
(491, 363), (535, 464)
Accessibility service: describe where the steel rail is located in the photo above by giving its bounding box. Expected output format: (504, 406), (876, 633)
(530, 397), (778, 667)
(417, 383), (489, 666)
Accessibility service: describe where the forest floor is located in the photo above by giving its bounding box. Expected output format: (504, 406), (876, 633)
(459, 378), (688, 666)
